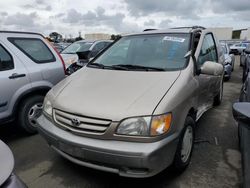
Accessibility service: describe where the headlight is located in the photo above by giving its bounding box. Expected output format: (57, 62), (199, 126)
(69, 57), (78, 65)
(116, 113), (172, 137)
(43, 97), (53, 116)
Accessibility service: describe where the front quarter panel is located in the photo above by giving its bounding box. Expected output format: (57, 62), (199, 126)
(153, 59), (198, 136)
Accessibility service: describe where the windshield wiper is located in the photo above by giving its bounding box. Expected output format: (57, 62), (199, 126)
(88, 63), (105, 69)
(61, 52), (75, 54)
(111, 64), (165, 71)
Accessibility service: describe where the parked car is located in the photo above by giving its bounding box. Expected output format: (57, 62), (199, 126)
(65, 41), (113, 75)
(61, 40), (113, 69)
(233, 103), (250, 188)
(38, 26), (224, 178)
(233, 59), (250, 187)
(242, 47), (250, 83)
(220, 42), (234, 81)
(52, 42), (70, 53)
(230, 42), (249, 55)
(0, 140), (27, 188)
(240, 44), (250, 67)
(0, 31), (66, 134)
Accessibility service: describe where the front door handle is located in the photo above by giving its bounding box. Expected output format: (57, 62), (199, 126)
(9, 73), (26, 79)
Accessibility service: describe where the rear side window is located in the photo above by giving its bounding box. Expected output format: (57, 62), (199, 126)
(8, 38), (56, 63)
(0, 45), (14, 71)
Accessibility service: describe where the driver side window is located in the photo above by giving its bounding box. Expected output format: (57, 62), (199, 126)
(197, 34), (218, 66)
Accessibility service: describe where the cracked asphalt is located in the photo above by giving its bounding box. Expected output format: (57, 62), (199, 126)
(0, 57), (243, 188)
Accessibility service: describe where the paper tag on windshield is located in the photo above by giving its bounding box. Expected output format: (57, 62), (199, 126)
(163, 36), (185, 42)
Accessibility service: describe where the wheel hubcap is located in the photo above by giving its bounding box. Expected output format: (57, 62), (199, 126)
(181, 126), (193, 163)
(28, 103), (43, 127)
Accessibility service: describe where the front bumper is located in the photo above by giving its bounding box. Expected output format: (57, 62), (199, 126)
(224, 64), (232, 78)
(1, 174), (27, 188)
(37, 115), (179, 178)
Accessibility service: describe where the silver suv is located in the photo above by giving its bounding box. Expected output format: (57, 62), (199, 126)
(38, 27), (224, 177)
(0, 31), (65, 134)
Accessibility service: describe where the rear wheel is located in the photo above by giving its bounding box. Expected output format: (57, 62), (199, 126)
(18, 95), (44, 134)
(173, 116), (195, 172)
(224, 76), (230, 82)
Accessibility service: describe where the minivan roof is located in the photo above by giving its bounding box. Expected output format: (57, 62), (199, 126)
(124, 26), (206, 37)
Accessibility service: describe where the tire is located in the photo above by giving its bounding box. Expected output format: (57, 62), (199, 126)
(238, 124), (242, 150)
(214, 79), (223, 106)
(173, 116), (195, 172)
(231, 62), (234, 72)
(18, 95), (44, 134)
(224, 76), (230, 82)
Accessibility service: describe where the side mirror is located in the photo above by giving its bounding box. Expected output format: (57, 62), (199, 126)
(76, 51), (91, 60)
(245, 49), (250, 54)
(200, 61), (224, 76)
(233, 102), (250, 127)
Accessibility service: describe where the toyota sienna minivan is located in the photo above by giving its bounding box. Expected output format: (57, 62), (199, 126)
(37, 26), (224, 178)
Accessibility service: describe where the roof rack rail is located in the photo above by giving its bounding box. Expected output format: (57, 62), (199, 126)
(143, 29), (157, 32)
(170, 26), (206, 30)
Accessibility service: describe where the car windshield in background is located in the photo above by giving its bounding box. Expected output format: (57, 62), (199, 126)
(61, 42), (93, 54)
(90, 34), (190, 71)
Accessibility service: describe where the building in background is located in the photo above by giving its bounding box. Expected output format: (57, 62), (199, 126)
(240, 28), (250, 40)
(208, 27), (233, 40)
(232, 28), (250, 40)
(85, 33), (111, 40)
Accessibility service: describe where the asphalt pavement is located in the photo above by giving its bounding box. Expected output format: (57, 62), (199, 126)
(0, 57), (243, 188)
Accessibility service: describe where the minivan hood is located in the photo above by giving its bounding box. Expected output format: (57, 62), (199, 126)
(54, 67), (180, 121)
(0, 140), (14, 185)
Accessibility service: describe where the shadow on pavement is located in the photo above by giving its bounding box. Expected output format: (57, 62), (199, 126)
(0, 122), (28, 143)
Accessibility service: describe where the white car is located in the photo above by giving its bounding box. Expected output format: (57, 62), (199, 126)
(61, 40), (113, 68)
(230, 43), (249, 55)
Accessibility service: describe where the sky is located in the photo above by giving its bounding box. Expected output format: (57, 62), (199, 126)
(0, 0), (250, 38)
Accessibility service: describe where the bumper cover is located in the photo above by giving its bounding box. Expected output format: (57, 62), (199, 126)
(37, 115), (179, 178)
(224, 64), (232, 77)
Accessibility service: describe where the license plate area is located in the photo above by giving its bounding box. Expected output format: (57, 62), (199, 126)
(58, 142), (84, 159)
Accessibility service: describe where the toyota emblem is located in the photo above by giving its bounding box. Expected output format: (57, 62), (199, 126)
(71, 118), (81, 126)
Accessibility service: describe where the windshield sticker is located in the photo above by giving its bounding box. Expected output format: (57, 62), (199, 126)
(163, 36), (185, 43)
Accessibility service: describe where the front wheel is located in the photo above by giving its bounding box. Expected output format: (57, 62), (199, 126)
(173, 116), (195, 172)
(18, 95), (44, 134)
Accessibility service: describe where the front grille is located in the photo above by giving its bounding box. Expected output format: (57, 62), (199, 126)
(53, 109), (112, 135)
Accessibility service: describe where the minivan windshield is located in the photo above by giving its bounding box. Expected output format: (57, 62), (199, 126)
(61, 42), (93, 54)
(89, 34), (190, 71)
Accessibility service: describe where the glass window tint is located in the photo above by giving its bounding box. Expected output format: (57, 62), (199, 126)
(93, 34), (190, 70)
(104, 42), (112, 48)
(61, 42), (92, 54)
(93, 42), (105, 52)
(0, 45), (14, 71)
(8, 38), (55, 63)
(198, 34), (218, 65)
